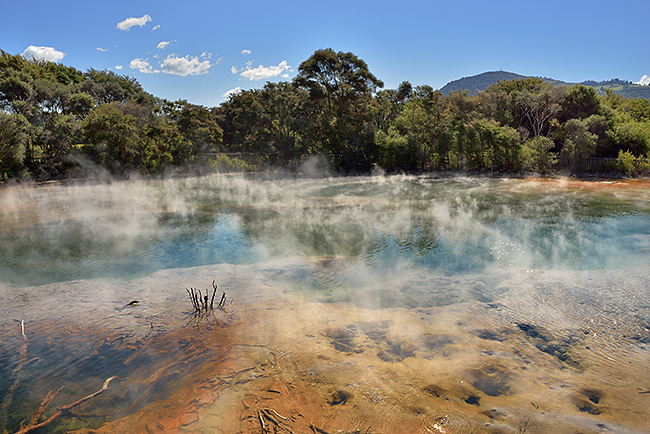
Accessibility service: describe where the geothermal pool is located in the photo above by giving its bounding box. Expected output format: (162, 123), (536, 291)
(0, 174), (649, 433)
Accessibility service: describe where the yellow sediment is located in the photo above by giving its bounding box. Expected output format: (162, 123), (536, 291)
(89, 288), (650, 434)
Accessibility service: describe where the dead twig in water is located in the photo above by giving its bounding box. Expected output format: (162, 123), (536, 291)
(211, 281), (218, 309)
(264, 408), (289, 421)
(0, 320), (29, 432)
(21, 386), (64, 431)
(15, 377), (119, 434)
(309, 423), (330, 434)
(257, 408), (294, 433)
(187, 282), (226, 314)
(258, 409), (267, 433)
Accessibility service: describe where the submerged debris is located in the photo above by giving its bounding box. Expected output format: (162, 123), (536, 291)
(186, 280), (226, 313)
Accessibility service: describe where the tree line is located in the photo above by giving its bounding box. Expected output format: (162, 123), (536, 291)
(2, 48), (650, 182)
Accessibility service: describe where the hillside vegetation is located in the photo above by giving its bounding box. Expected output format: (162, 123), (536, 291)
(440, 71), (650, 99)
(2, 48), (650, 182)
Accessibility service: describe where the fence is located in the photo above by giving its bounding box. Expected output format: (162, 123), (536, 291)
(556, 156), (647, 170)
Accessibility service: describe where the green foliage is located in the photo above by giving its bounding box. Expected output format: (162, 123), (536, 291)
(208, 154), (255, 172)
(176, 102), (223, 154)
(559, 84), (601, 121)
(82, 103), (139, 171)
(216, 83), (310, 164)
(3, 47), (650, 181)
(293, 49), (383, 172)
(475, 119), (521, 172)
(375, 127), (418, 172)
(0, 112), (31, 178)
(609, 119), (650, 156)
(617, 150), (637, 175)
(294, 48), (384, 117)
(38, 114), (80, 178)
(520, 136), (557, 173)
(562, 118), (597, 173)
(65, 92), (96, 120)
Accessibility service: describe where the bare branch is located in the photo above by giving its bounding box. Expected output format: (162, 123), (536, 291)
(15, 377), (119, 434)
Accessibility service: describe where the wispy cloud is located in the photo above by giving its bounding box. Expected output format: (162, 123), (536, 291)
(240, 60), (291, 80)
(241, 49), (252, 55)
(129, 58), (157, 73)
(161, 53), (211, 77)
(97, 47), (109, 52)
(636, 75), (650, 86)
(22, 45), (66, 62)
(115, 65), (123, 70)
(157, 40), (173, 50)
(231, 66), (239, 74)
(117, 14), (152, 31)
(152, 24), (160, 31)
(224, 87), (242, 98)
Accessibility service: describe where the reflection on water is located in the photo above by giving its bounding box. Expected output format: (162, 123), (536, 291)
(1, 175), (649, 433)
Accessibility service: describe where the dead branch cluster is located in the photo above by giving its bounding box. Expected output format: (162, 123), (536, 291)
(1, 281), (229, 433)
(15, 377), (118, 434)
(258, 408), (291, 433)
(186, 280), (225, 313)
(1, 321), (119, 434)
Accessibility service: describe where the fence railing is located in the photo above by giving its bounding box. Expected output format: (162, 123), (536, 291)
(556, 156), (647, 169)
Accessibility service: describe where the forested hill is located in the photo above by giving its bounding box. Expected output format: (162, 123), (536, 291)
(440, 71), (650, 99)
(439, 71), (527, 95)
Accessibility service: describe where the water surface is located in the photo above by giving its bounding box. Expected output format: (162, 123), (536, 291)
(1, 175), (649, 433)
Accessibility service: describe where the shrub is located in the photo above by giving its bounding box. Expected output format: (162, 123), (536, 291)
(520, 136), (557, 174)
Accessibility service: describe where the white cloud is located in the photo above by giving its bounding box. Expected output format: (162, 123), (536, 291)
(241, 49), (252, 55)
(636, 75), (650, 86)
(152, 24), (160, 31)
(231, 66), (239, 74)
(97, 47), (108, 52)
(240, 60), (291, 81)
(129, 58), (157, 73)
(117, 14), (152, 31)
(161, 54), (211, 77)
(224, 87), (242, 98)
(157, 40), (173, 50)
(22, 45), (66, 62)
(115, 65), (123, 70)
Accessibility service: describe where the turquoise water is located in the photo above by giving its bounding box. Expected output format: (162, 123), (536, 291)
(0, 175), (649, 287)
(1, 174), (650, 433)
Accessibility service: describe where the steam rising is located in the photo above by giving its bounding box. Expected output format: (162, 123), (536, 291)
(2, 175), (650, 432)
(0, 175), (649, 287)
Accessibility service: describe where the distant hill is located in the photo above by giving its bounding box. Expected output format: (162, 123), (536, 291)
(439, 71), (527, 95)
(439, 71), (650, 99)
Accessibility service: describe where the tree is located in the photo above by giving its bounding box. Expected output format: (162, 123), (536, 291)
(79, 69), (144, 105)
(176, 102), (223, 155)
(294, 48), (383, 118)
(0, 112), (31, 178)
(559, 84), (601, 122)
(293, 49), (384, 172)
(82, 103), (139, 171)
(520, 136), (557, 173)
(609, 119), (650, 156)
(562, 118), (597, 173)
(0, 69), (35, 118)
(38, 114), (79, 178)
(484, 78), (565, 139)
(64, 92), (96, 120)
(518, 84), (566, 137)
(256, 82), (311, 162)
(475, 119), (521, 172)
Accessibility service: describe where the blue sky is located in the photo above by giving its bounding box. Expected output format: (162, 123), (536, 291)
(2, 0), (649, 107)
